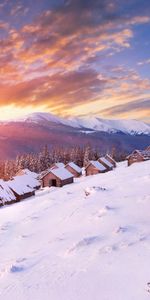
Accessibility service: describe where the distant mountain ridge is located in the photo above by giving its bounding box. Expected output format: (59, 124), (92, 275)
(0, 112), (149, 160)
(6, 112), (150, 136)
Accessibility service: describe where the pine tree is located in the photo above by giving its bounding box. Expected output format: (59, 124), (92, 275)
(83, 144), (91, 167)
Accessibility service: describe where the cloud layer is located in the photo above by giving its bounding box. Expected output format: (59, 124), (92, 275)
(0, 0), (150, 120)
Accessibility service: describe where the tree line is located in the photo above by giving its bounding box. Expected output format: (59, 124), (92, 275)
(0, 145), (127, 180)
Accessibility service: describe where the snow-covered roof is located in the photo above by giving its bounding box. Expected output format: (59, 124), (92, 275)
(51, 162), (65, 169)
(0, 180), (16, 204)
(16, 169), (38, 179)
(88, 160), (106, 172)
(15, 170), (40, 188)
(39, 170), (49, 180)
(105, 154), (116, 163)
(66, 162), (82, 173)
(21, 174), (40, 189)
(50, 168), (73, 180)
(8, 176), (35, 196)
(126, 150), (142, 159)
(40, 168), (53, 179)
(99, 157), (113, 168)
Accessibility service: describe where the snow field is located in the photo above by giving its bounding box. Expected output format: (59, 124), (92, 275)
(0, 161), (150, 300)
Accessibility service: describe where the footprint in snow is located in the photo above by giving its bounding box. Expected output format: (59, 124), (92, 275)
(147, 282), (150, 293)
(99, 241), (131, 254)
(20, 234), (30, 238)
(84, 186), (107, 197)
(17, 233), (32, 240)
(105, 205), (118, 211)
(0, 258), (28, 278)
(96, 205), (116, 218)
(114, 225), (135, 235)
(9, 257), (28, 273)
(10, 265), (25, 273)
(16, 257), (27, 263)
(115, 226), (129, 234)
(92, 186), (107, 191)
(10, 257), (31, 274)
(30, 215), (39, 220)
(139, 235), (148, 242)
(97, 207), (108, 218)
(128, 234), (150, 247)
(25, 215), (39, 222)
(99, 244), (119, 254)
(68, 235), (103, 253)
(0, 222), (12, 231)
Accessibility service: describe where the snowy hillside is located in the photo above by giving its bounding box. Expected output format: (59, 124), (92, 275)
(68, 116), (150, 135)
(0, 160), (150, 300)
(8, 112), (150, 135)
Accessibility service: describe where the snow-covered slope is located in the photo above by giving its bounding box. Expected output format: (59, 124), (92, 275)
(11, 112), (150, 135)
(69, 116), (150, 135)
(18, 112), (68, 126)
(0, 160), (150, 300)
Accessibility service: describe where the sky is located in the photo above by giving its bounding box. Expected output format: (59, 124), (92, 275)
(0, 0), (150, 122)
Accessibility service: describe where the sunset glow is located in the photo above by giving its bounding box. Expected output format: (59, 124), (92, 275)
(0, 0), (150, 121)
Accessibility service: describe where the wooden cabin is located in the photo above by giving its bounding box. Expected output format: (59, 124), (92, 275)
(39, 169), (49, 180)
(51, 162), (65, 170)
(98, 157), (113, 171)
(7, 177), (35, 202)
(41, 168), (74, 188)
(0, 180), (16, 206)
(127, 149), (150, 166)
(85, 160), (106, 176)
(65, 162), (82, 178)
(105, 154), (116, 168)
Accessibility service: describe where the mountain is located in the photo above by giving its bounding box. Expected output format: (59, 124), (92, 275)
(14, 112), (150, 135)
(0, 112), (149, 159)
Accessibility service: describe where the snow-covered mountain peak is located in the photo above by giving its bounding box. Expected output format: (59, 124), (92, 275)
(18, 112), (63, 124)
(67, 115), (150, 135)
(5, 112), (150, 135)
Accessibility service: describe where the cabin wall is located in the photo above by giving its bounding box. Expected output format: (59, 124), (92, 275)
(106, 156), (116, 167)
(42, 173), (73, 187)
(85, 165), (100, 176)
(20, 191), (35, 200)
(42, 173), (61, 187)
(127, 154), (144, 166)
(65, 165), (80, 178)
(11, 190), (35, 201)
(61, 177), (74, 186)
(5, 198), (18, 205)
(0, 199), (4, 206)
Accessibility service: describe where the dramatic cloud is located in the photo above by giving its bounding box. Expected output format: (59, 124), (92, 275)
(0, 69), (107, 113)
(0, 0), (150, 120)
(101, 98), (150, 116)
